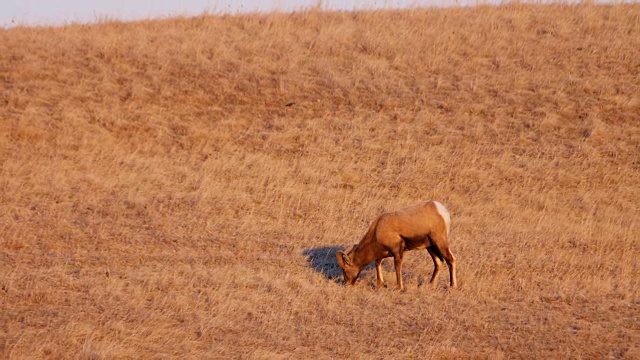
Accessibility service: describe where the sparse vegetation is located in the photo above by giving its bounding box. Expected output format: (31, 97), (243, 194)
(1, 4), (639, 358)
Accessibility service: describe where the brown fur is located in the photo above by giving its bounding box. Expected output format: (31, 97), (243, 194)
(336, 201), (457, 289)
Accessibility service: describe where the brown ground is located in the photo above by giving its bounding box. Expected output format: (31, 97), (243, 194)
(1, 4), (639, 359)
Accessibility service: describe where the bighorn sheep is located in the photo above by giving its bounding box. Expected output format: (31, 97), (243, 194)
(336, 201), (457, 290)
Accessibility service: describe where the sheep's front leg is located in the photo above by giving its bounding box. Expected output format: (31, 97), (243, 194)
(393, 254), (404, 290)
(375, 258), (385, 288)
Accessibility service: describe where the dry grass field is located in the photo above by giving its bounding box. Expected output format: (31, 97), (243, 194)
(1, 3), (639, 358)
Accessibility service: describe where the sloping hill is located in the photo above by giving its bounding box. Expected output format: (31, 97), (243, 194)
(1, 4), (638, 358)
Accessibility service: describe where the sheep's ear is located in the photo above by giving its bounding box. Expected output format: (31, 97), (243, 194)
(347, 244), (358, 254)
(336, 251), (345, 269)
(341, 252), (353, 266)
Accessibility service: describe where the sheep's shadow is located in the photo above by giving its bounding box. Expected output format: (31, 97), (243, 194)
(302, 246), (343, 282)
(302, 245), (376, 285)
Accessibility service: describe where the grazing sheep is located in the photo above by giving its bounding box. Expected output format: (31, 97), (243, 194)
(336, 201), (457, 290)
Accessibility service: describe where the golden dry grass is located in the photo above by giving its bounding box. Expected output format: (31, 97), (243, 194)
(1, 4), (639, 358)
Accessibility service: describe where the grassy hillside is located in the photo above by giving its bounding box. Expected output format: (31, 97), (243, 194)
(1, 4), (639, 358)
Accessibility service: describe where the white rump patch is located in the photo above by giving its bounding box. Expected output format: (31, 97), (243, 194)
(433, 201), (451, 236)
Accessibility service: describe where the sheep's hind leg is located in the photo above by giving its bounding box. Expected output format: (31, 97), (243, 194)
(441, 247), (457, 288)
(427, 247), (443, 286)
(432, 233), (457, 288)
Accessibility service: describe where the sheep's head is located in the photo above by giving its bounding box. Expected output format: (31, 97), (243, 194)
(336, 245), (360, 285)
